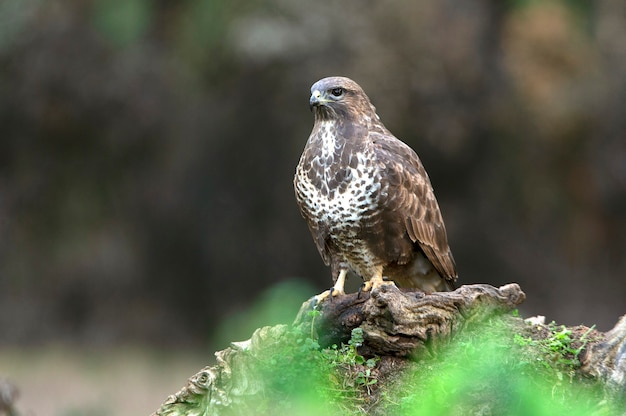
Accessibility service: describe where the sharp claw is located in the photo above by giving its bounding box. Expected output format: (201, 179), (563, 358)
(313, 285), (345, 305)
(357, 283), (365, 299)
(313, 289), (330, 306)
(314, 269), (348, 304)
(329, 287), (335, 302)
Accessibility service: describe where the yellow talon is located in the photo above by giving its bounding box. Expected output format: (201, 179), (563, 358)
(314, 269), (348, 303)
(362, 276), (396, 292)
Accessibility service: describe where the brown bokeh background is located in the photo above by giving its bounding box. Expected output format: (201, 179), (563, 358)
(1, 0), (625, 353)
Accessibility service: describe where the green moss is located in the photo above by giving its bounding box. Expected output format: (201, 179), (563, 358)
(246, 315), (378, 415)
(235, 313), (622, 415)
(377, 317), (619, 415)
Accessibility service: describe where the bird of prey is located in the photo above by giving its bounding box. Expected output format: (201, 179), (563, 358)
(294, 76), (458, 299)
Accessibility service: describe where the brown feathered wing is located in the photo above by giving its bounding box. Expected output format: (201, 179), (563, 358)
(370, 131), (457, 287)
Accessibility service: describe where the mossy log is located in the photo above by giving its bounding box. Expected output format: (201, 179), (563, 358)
(152, 283), (626, 415)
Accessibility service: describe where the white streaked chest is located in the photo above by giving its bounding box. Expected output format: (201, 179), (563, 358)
(318, 121), (336, 160)
(296, 132), (382, 233)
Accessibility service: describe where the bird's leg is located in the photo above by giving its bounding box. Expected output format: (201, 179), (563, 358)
(330, 269), (347, 297)
(314, 269), (348, 304)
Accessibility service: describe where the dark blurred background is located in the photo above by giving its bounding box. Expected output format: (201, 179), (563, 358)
(1, 0), (625, 352)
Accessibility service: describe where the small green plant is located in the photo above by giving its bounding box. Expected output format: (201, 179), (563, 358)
(324, 328), (380, 396)
(545, 323), (595, 366)
(513, 333), (533, 347)
(307, 309), (321, 340)
(515, 321), (596, 370)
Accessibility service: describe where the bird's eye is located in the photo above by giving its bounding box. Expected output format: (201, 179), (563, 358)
(330, 88), (344, 97)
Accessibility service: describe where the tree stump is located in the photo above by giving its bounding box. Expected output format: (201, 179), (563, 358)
(152, 283), (626, 415)
(296, 283), (526, 356)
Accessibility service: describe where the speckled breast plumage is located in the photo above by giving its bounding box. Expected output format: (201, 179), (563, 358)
(294, 121), (385, 279)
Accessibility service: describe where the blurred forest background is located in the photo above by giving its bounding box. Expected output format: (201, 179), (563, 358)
(2, 0), (626, 344)
(1, 0), (625, 413)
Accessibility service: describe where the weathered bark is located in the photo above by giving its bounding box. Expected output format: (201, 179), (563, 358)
(152, 283), (626, 416)
(153, 325), (290, 416)
(296, 283), (526, 356)
(581, 314), (626, 396)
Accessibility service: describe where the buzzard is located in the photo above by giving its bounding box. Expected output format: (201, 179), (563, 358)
(294, 76), (457, 299)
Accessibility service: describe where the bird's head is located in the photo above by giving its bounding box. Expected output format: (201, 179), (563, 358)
(309, 76), (377, 122)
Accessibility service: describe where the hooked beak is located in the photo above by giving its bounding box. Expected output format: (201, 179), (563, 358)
(309, 89), (326, 111)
